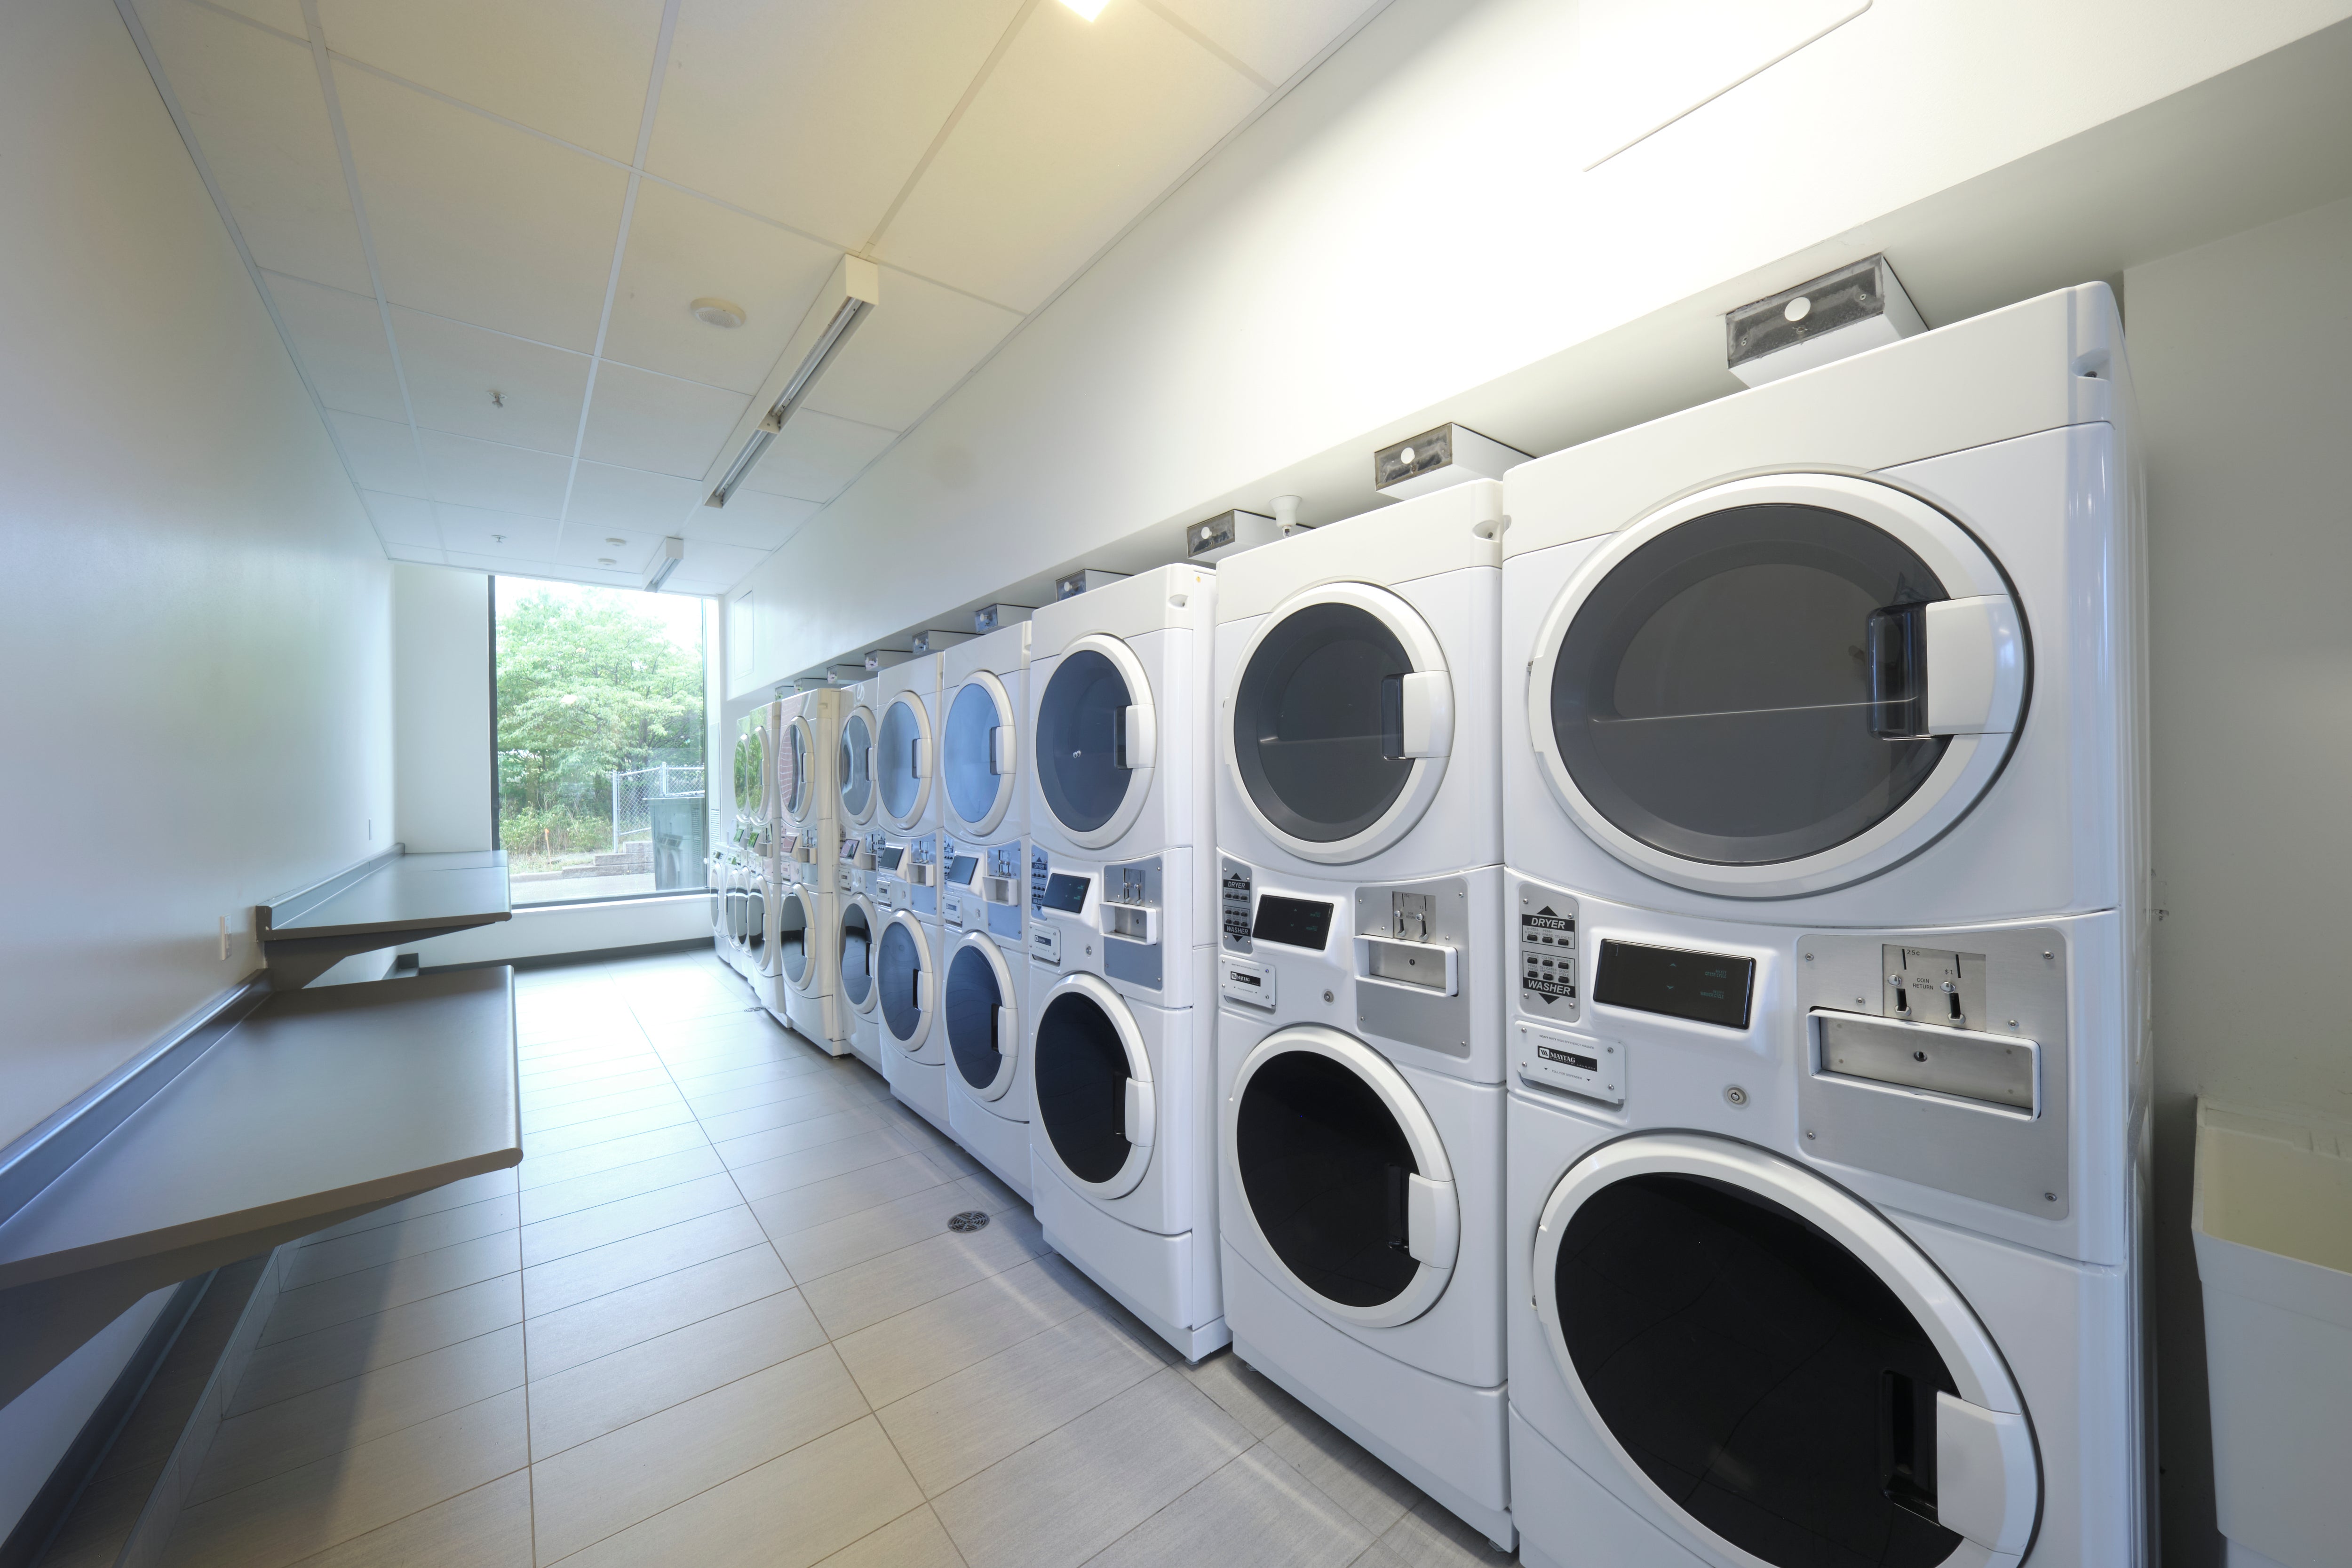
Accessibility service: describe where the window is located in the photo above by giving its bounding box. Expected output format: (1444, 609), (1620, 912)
(493, 577), (709, 906)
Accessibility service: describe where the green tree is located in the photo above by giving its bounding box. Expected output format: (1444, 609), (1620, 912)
(496, 588), (703, 861)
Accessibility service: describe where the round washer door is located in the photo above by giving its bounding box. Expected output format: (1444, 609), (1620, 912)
(945, 931), (1019, 1100)
(839, 704), (877, 826)
(1034, 635), (1155, 850)
(875, 909), (935, 1050)
(777, 883), (816, 992)
(1032, 973), (1153, 1198)
(739, 869), (769, 967)
(942, 672), (1017, 838)
(1528, 474), (2026, 899)
(877, 690), (935, 831)
(783, 712), (818, 824)
(839, 895), (878, 1016)
(1534, 1133), (2040, 1568)
(1226, 1027), (1458, 1328)
(732, 722), (765, 824)
(1227, 584), (1454, 866)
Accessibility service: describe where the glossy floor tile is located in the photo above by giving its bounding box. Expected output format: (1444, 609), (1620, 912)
(144, 950), (1518, 1568)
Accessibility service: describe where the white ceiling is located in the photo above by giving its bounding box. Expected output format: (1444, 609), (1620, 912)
(125, 0), (1383, 597)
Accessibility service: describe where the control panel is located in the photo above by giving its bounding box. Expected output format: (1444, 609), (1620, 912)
(1220, 859), (1254, 952)
(1518, 888), (1580, 1023)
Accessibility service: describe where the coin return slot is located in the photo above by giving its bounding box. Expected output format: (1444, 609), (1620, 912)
(1813, 1010), (2038, 1114)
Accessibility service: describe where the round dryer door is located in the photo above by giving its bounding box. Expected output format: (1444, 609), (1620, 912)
(838, 896), (878, 1016)
(877, 691), (935, 830)
(1034, 635), (1154, 850)
(1533, 1133), (2040, 1568)
(1032, 973), (1153, 1197)
(1528, 474), (2026, 899)
(945, 932), (1019, 1100)
(1229, 584), (1454, 865)
(733, 722), (765, 821)
(942, 672), (1017, 838)
(875, 910), (935, 1050)
(839, 705), (877, 826)
(1226, 1027), (1458, 1328)
(782, 713), (817, 824)
(776, 884), (815, 990)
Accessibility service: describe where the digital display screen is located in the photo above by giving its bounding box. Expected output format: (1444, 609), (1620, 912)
(875, 846), (903, 871)
(946, 855), (978, 887)
(1252, 894), (1334, 951)
(1041, 873), (1090, 914)
(1592, 940), (1754, 1029)
(840, 838), (859, 861)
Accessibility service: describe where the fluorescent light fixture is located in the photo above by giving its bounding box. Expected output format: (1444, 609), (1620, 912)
(1060, 0), (1108, 16)
(705, 255), (881, 509)
(645, 535), (685, 591)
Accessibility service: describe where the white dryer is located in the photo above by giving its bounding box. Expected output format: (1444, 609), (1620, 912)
(939, 837), (1033, 1200)
(874, 835), (949, 1135)
(877, 653), (943, 839)
(838, 677), (881, 839)
(837, 836), (885, 1075)
(1210, 479), (1515, 1548)
(938, 621), (1029, 847)
(778, 688), (847, 1054)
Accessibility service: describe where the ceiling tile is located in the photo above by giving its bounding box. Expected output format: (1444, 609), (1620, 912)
(602, 182), (841, 394)
(359, 489), (442, 546)
(740, 407), (895, 503)
(385, 542), (450, 565)
(203, 0), (306, 36)
(876, 2), (1263, 311)
(565, 461), (701, 537)
(1155, 0), (1378, 86)
(391, 308), (590, 454)
(660, 539), (769, 595)
(683, 488), (818, 550)
(327, 410), (429, 495)
(135, 0), (373, 294)
(449, 551), (637, 588)
(333, 61), (629, 351)
(416, 429), (572, 516)
(577, 363), (748, 479)
(803, 266), (1020, 432)
(647, 0), (1027, 246)
(433, 505), (563, 558)
(313, 0), (663, 161)
(262, 272), (405, 422)
(542, 530), (665, 573)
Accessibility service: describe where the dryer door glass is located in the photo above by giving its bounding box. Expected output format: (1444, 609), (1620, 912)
(1234, 1050), (1421, 1308)
(733, 725), (763, 815)
(1033, 988), (1135, 1184)
(840, 711), (873, 818)
(1035, 650), (1133, 835)
(943, 680), (1009, 829)
(839, 903), (873, 1008)
(1234, 601), (1416, 844)
(786, 724), (811, 818)
(945, 943), (1006, 1090)
(1554, 1172), (1964, 1567)
(878, 698), (924, 822)
(1550, 504), (1952, 865)
(777, 891), (809, 985)
(877, 920), (925, 1041)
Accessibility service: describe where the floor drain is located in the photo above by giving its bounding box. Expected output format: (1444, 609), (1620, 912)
(947, 1210), (991, 1233)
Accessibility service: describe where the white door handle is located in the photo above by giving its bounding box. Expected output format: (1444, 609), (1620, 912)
(915, 970), (931, 1013)
(1118, 704), (1156, 770)
(912, 736), (930, 778)
(1393, 670), (1453, 758)
(1934, 1393), (2036, 1554)
(996, 1006), (1017, 1060)
(1924, 597), (2023, 735)
(1122, 1077), (1155, 1147)
(1406, 1174), (1458, 1269)
(990, 724), (1014, 774)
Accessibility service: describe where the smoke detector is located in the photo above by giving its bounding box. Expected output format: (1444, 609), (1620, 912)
(691, 298), (745, 329)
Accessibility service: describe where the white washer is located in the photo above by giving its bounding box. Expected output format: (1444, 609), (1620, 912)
(1209, 479), (1515, 1547)
(939, 838), (1033, 1200)
(778, 688), (848, 1054)
(874, 833), (949, 1135)
(877, 653), (943, 839)
(837, 854), (885, 1075)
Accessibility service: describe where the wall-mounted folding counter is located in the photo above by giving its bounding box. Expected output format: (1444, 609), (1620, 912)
(257, 846), (512, 988)
(0, 968), (520, 1407)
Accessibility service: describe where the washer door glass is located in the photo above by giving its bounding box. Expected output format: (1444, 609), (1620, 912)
(777, 889), (810, 985)
(733, 726), (763, 815)
(1035, 649), (1133, 836)
(943, 678), (1011, 831)
(1550, 503), (1952, 865)
(1235, 1049), (1422, 1309)
(786, 722), (811, 818)
(838, 902), (873, 1009)
(1555, 1172), (1964, 1567)
(877, 919), (926, 1042)
(1033, 987), (1138, 1185)
(878, 696), (925, 823)
(1234, 601), (1418, 844)
(945, 941), (1007, 1092)
(840, 709), (874, 820)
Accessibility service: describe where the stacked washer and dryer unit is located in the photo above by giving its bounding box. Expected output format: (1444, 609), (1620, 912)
(1025, 565), (1228, 1362)
(715, 708), (771, 979)
(836, 675), (888, 1075)
(1500, 284), (2150, 1568)
(874, 653), (953, 1135)
(768, 686), (849, 1054)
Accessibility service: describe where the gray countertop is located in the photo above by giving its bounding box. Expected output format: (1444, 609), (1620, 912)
(261, 849), (512, 942)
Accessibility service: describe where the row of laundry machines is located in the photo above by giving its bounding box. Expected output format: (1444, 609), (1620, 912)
(712, 282), (2151, 1568)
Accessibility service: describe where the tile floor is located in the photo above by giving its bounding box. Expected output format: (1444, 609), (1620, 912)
(144, 948), (1519, 1568)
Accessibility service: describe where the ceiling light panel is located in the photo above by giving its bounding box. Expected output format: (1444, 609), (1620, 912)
(1060, 0), (1110, 18)
(599, 181), (841, 393)
(312, 0), (665, 162)
(796, 264), (1021, 431)
(332, 61), (629, 352)
(415, 429), (572, 516)
(133, 0), (375, 294)
(261, 272), (409, 422)
(578, 362), (754, 479)
(390, 307), (592, 454)
(326, 410), (433, 497)
(739, 406), (897, 504)
(646, 0), (1028, 244)
(1153, 0), (1380, 85)
(875, 0), (1264, 312)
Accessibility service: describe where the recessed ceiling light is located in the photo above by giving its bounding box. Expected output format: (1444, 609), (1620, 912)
(605, 536), (626, 546)
(1060, 0), (1107, 16)
(598, 557), (616, 566)
(690, 297), (745, 329)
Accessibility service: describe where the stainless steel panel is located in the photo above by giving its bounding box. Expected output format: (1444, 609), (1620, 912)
(1814, 1011), (2037, 1112)
(1353, 875), (1474, 1060)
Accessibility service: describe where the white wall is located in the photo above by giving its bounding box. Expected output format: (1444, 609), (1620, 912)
(0, 0), (390, 1531)
(2124, 192), (2352, 1568)
(392, 564), (492, 853)
(731, 0), (2352, 688)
